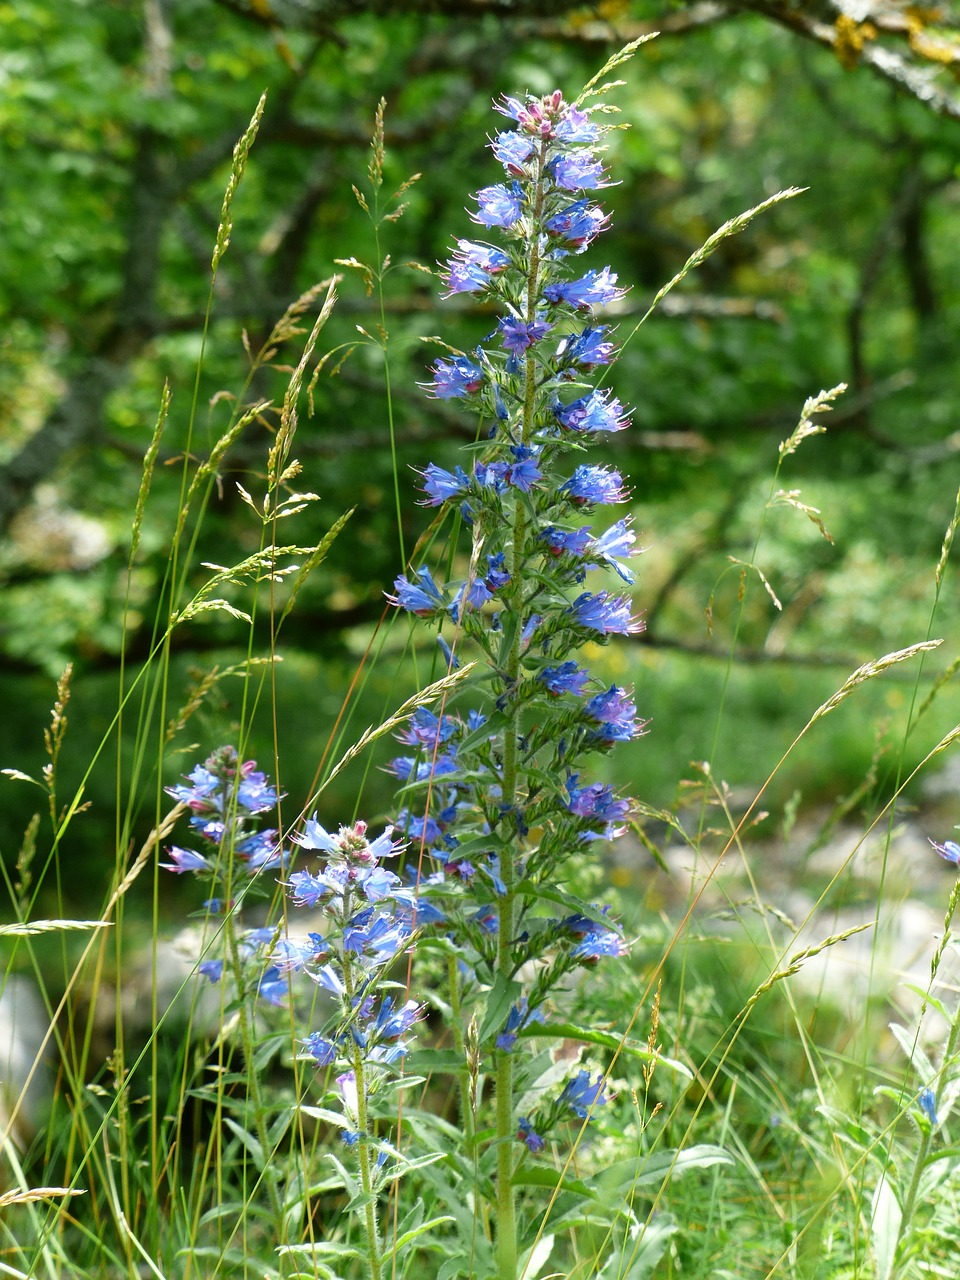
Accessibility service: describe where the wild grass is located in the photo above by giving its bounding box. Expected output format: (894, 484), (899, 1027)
(3, 55), (960, 1280)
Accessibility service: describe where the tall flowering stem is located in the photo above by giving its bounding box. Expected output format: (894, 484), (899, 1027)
(388, 85), (643, 1277)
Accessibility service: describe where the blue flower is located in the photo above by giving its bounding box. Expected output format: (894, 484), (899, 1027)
(572, 927), (628, 960)
(517, 1116), (546, 1152)
(556, 325), (616, 371)
(555, 389), (628, 433)
(453, 239), (511, 273)
(425, 355), (485, 399)
(474, 181), (524, 228)
(548, 152), (608, 191)
(560, 1069), (609, 1119)
(541, 525), (592, 558)
(496, 998), (545, 1052)
(236, 768), (279, 814)
(538, 662), (590, 696)
(569, 591), (641, 636)
(543, 266), (624, 310)
(302, 1033), (340, 1067)
(160, 846), (212, 874)
(198, 959), (224, 983)
(258, 966), (291, 1007)
(930, 838), (960, 865)
(492, 130), (536, 172)
(919, 1086), (939, 1125)
(386, 566), (445, 616)
(589, 518), (638, 583)
(544, 199), (609, 252)
(498, 314), (552, 353)
(585, 685), (644, 742)
(566, 774), (631, 824)
(505, 445), (542, 491)
(560, 465), (629, 506)
(373, 996), (424, 1041)
(387, 751), (459, 784)
(419, 462), (471, 506)
(397, 707), (459, 748)
(555, 107), (599, 144)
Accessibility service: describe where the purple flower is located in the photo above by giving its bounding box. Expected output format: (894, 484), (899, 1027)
(549, 152), (608, 191)
(473, 459), (509, 492)
(505, 445), (542, 492)
(555, 389), (628, 434)
(543, 267), (625, 310)
(560, 464), (629, 506)
(498, 315), (552, 353)
(236, 768), (279, 814)
(302, 1033), (340, 1067)
(287, 869), (333, 909)
(496, 998), (544, 1052)
(589, 518), (638, 583)
(198, 959), (224, 983)
(568, 591), (642, 636)
(442, 240), (511, 295)
(166, 764), (220, 810)
(397, 707), (459, 749)
(572, 927), (628, 961)
(517, 1116), (546, 1153)
(474, 181), (524, 228)
(160, 846), (211, 874)
(258, 966), (291, 1007)
(443, 259), (493, 294)
(386, 566), (445, 616)
(419, 463), (470, 505)
(585, 685), (645, 742)
(425, 355), (484, 399)
(235, 829), (285, 870)
(492, 130), (535, 172)
(541, 525), (592, 557)
(931, 838), (960, 865)
(555, 107), (599, 144)
(456, 239), (511, 273)
(538, 662), (590, 697)
(388, 751), (459, 784)
(397, 809), (444, 847)
(374, 996), (424, 1041)
(343, 910), (411, 966)
(556, 325), (617, 371)
(560, 1069), (610, 1119)
(919, 1087), (939, 1125)
(544, 200), (609, 252)
(566, 774), (631, 824)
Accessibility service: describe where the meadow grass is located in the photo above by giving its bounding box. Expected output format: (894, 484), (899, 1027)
(3, 52), (960, 1280)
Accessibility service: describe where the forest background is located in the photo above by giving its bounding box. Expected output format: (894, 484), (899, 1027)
(4, 0), (960, 914)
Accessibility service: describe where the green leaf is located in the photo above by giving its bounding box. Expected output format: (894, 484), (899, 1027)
(478, 972), (524, 1043)
(389, 1214), (456, 1255)
(597, 1145), (734, 1191)
(513, 1020), (692, 1079)
(511, 1164), (597, 1199)
(221, 1117), (264, 1170)
(871, 1172), (902, 1280)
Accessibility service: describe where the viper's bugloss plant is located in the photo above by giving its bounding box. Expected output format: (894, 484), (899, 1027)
(385, 69), (648, 1280)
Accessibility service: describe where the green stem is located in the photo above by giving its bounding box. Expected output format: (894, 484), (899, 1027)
(494, 132), (549, 1280)
(893, 875), (960, 1263)
(343, 948), (383, 1280)
(448, 955), (476, 1152)
(222, 903), (283, 1226)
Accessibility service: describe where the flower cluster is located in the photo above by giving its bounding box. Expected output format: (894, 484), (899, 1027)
(162, 745), (285, 885)
(386, 89), (642, 1152)
(164, 751), (434, 1157)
